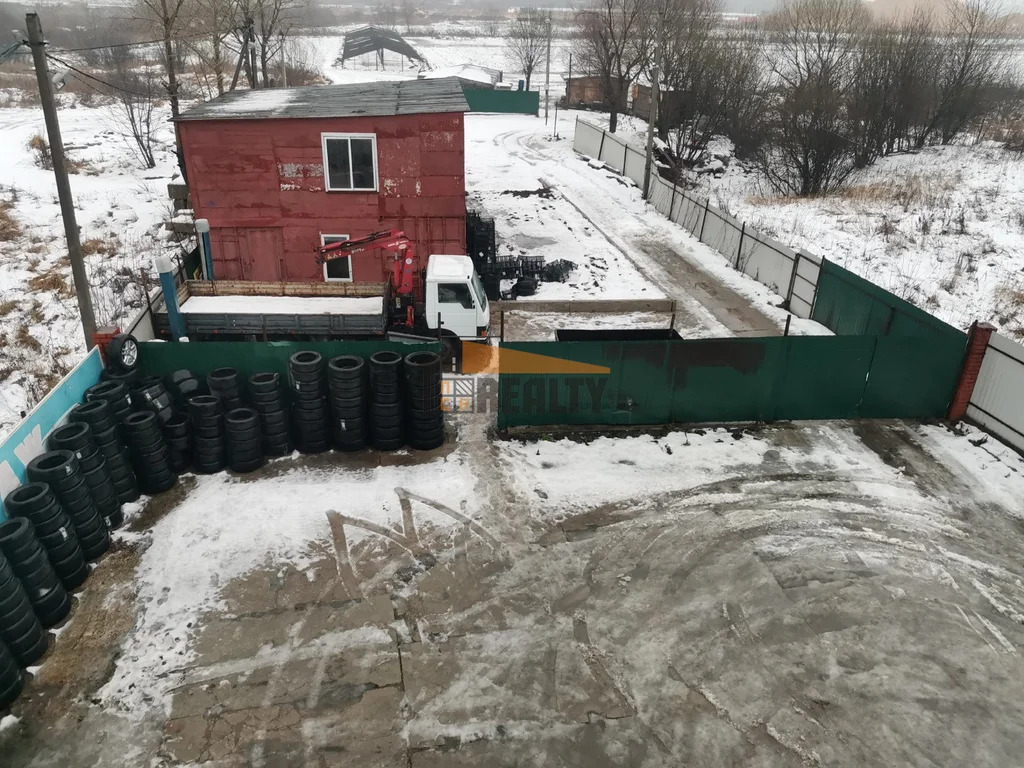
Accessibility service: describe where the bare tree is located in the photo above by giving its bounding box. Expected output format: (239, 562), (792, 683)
(506, 9), (549, 91)
(756, 0), (870, 195)
(103, 48), (161, 168)
(133, 0), (188, 172)
(183, 0), (239, 97)
(575, 0), (654, 132)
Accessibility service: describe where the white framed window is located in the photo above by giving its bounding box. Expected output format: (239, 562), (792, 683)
(321, 133), (378, 192)
(320, 234), (352, 282)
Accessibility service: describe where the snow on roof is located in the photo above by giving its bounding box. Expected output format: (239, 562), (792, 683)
(427, 254), (474, 281)
(420, 64), (500, 86)
(177, 78), (469, 121)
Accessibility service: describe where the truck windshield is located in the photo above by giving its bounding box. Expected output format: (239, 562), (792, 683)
(471, 272), (487, 310)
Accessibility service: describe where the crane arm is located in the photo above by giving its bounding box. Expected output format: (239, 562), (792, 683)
(314, 228), (418, 298)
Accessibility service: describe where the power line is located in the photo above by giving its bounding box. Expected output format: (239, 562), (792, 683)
(53, 30), (217, 53)
(45, 52), (156, 98)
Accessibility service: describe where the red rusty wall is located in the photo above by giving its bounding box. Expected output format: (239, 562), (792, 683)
(177, 112), (467, 285)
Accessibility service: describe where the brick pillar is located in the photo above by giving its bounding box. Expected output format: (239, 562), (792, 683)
(92, 326), (121, 366)
(947, 321), (995, 422)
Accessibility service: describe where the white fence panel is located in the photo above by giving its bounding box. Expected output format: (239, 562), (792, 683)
(623, 146), (647, 187)
(741, 233), (797, 297)
(573, 119), (605, 159)
(649, 176), (674, 217)
(967, 332), (1024, 452)
(599, 133), (628, 173)
(678, 194), (704, 235)
(789, 252), (820, 319)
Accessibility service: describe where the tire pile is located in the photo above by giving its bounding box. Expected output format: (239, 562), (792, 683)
(328, 356), (368, 451)
(249, 373), (292, 457)
(289, 352), (330, 454)
(404, 352), (445, 450)
(369, 351), (405, 451)
(189, 395), (226, 474)
(225, 409), (264, 473)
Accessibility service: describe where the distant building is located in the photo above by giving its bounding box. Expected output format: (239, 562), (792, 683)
(563, 75), (627, 111)
(420, 64), (503, 90)
(630, 84), (690, 128)
(174, 79), (468, 285)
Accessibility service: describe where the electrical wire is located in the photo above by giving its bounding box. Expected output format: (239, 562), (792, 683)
(46, 52), (157, 98)
(53, 30), (217, 53)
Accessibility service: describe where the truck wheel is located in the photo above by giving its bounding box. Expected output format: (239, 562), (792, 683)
(439, 333), (461, 373)
(106, 333), (140, 373)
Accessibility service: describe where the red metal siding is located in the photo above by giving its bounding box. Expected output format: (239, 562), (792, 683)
(177, 112), (467, 286)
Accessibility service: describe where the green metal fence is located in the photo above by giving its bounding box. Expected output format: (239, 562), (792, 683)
(137, 340), (440, 380)
(463, 89), (539, 115)
(497, 334), (966, 428)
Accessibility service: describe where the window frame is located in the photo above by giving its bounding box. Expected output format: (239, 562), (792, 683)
(321, 133), (379, 192)
(320, 234), (352, 282)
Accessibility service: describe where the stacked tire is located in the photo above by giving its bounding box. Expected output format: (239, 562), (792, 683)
(27, 451), (110, 562)
(84, 380), (133, 425)
(163, 413), (192, 474)
(207, 368), (244, 412)
(289, 352), (330, 454)
(131, 376), (176, 424)
(47, 422), (123, 531)
(225, 408), (264, 473)
(0, 520), (71, 628)
(0, 639), (23, 709)
(368, 351), (405, 451)
(189, 396), (226, 474)
(122, 412), (176, 495)
(0, 553), (47, 668)
(404, 352), (445, 450)
(327, 356), (368, 451)
(166, 370), (204, 408)
(69, 400), (140, 505)
(248, 373), (292, 457)
(3, 483), (88, 591)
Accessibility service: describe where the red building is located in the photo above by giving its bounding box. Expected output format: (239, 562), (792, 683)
(175, 78), (468, 284)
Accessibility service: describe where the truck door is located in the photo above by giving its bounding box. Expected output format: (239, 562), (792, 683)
(436, 282), (478, 339)
(244, 228), (285, 281)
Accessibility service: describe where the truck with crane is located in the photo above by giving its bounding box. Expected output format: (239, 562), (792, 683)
(152, 229), (490, 349)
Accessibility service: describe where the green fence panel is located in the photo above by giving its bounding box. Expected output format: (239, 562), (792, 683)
(496, 334), (962, 428)
(463, 89), (540, 115)
(860, 335), (965, 418)
(136, 340), (440, 380)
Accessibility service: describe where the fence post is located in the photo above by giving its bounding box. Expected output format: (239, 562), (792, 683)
(597, 129), (606, 162)
(785, 252), (802, 311)
(623, 142), (628, 173)
(699, 198), (710, 242)
(736, 222), (746, 269)
(947, 321), (996, 422)
(669, 180), (678, 224)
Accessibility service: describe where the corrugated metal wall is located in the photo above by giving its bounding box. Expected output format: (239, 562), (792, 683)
(463, 90), (539, 115)
(967, 333), (1024, 452)
(497, 335), (965, 428)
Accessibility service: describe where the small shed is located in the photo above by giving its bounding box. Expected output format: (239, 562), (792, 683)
(420, 64), (502, 91)
(630, 84), (691, 128)
(564, 75), (627, 111)
(174, 78), (468, 284)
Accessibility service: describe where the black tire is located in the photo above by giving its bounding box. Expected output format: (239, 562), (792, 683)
(100, 367), (138, 387)
(52, 552), (89, 591)
(229, 455), (265, 473)
(25, 503), (70, 539)
(207, 367), (240, 389)
(248, 372), (281, 395)
(106, 333), (140, 373)
(188, 395), (221, 418)
(69, 400), (116, 433)
(289, 351), (323, 375)
(3, 483), (55, 517)
(259, 410), (288, 428)
(79, 528), (112, 561)
(172, 378), (203, 403)
(327, 355), (365, 380)
(40, 528), (80, 563)
(33, 583), (72, 627)
(46, 422), (93, 453)
(123, 410), (160, 436)
(5, 619), (48, 667)
(225, 408), (259, 428)
(263, 440), (293, 457)
(78, 450), (105, 475)
(167, 369), (196, 387)
(369, 401), (402, 419)
(227, 435), (262, 454)
(192, 458), (226, 475)
(0, 518), (39, 564)
(26, 451), (78, 488)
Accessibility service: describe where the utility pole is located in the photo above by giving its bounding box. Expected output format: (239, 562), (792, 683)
(543, 11), (552, 124)
(25, 13), (96, 350)
(248, 17), (259, 88)
(279, 32), (287, 87)
(643, 9), (664, 200)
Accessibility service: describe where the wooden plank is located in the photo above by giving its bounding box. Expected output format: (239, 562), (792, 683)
(184, 280), (387, 298)
(493, 299), (676, 313)
(167, 182), (189, 199)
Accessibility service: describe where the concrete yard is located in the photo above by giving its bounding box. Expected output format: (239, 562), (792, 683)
(2, 416), (1023, 767)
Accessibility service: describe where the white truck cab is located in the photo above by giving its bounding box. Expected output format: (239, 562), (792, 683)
(424, 255), (490, 340)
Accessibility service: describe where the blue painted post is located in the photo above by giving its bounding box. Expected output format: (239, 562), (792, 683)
(195, 218), (213, 280)
(155, 254), (187, 340)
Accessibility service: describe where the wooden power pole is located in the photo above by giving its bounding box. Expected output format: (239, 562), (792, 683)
(643, 9), (664, 200)
(25, 13), (97, 350)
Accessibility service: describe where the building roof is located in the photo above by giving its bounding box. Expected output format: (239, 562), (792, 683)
(420, 64), (501, 87)
(340, 26), (424, 63)
(176, 78), (468, 122)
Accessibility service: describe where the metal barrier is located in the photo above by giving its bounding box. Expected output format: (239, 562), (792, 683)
(0, 348), (104, 520)
(464, 89), (540, 116)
